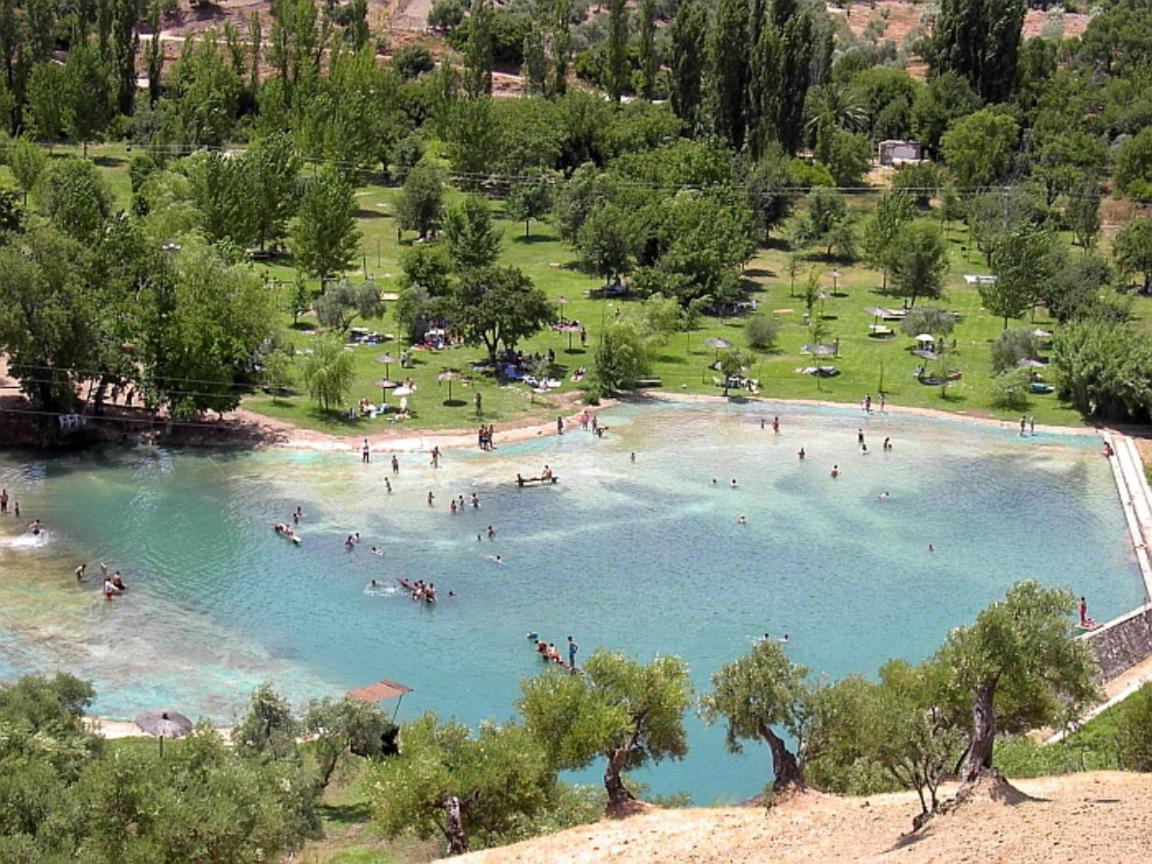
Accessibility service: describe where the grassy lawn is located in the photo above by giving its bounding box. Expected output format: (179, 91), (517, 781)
(7, 142), (1140, 433)
(995, 701), (1127, 778)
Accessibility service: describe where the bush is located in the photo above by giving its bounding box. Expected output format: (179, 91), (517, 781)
(745, 314), (780, 352)
(989, 368), (1031, 411)
(427, 0), (465, 30)
(990, 328), (1038, 374)
(392, 45), (435, 81)
(1117, 683), (1152, 770)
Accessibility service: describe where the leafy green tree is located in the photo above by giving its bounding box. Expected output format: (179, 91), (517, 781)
(506, 172), (553, 239)
(520, 650), (691, 810)
(1066, 182), (1102, 251)
(302, 335), (355, 412)
(654, 192), (756, 302)
(668, 0), (707, 127)
(183, 149), (256, 247)
(142, 243), (275, 416)
(935, 581), (1098, 785)
(1041, 251), (1114, 323)
(443, 194), (502, 271)
(292, 167), (361, 281)
(288, 275), (313, 325)
(167, 30), (242, 146)
(371, 712), (556, 855)
(861, 660), (964, 826)
(303, 696), (391, 789)
(891, 163), (942, 210)
(700, 640), (813, 793)
(1114, 218), (1152, 288)
(777, 10), (814, 155)
(589, 319), (651, 394)
(900, 306), (956, 342)
(38, 158), (112, 245)
(747, 24), (783, 161)
(396, 163), (446, 240)
(315, 278), (383, 334)
(745, 146), (798, 243)
(989, 367), (1031, 411)
(244, 132), (302, 252)
(576, 203), (636, 284)
(399, 243), (454, 299)
(1052, 320), (1152, 419)
(985, 224), (1054, 328)
(450, 266), (553, 363)
(7, 137), (46, 208)
(797, 187), (852, 259)
(0, 673), (97, 777)
(822, 129), (871, 187)
(890, 221), (948, 308)
(25, 62), (69, 139)
(861, 192), (916, 291)
(931, 0), (1026, 103)
(62, 39), (113, 155)
(263, 350), (295, 399)
(444, 96), (501, 185)
(990, 327), (1038, 374)
(939, 108), (1019, 189)
(1114, 127), (1152, 199)
(1031, 127), (1107, 207)
(745, 314), (779, 352)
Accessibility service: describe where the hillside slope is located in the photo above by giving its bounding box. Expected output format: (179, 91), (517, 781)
(444, 772), (1152, 864)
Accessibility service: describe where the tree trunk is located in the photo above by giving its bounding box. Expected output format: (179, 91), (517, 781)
(604, 746), (635, 809)
(962, 681), (997, 783)
(441, 795), (469, 855)
(759, 722), (805, 793)
(525, 219), (530, 239)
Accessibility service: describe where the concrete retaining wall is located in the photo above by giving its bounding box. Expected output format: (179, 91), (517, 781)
(1083, 602), (1152, 680)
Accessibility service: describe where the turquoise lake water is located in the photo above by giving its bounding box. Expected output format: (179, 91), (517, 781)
(0, 401), (1145, 803)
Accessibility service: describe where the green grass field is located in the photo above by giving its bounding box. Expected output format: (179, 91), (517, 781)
(7, 142), (1137, 434)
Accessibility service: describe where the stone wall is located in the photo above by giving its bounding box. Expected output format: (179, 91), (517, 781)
(1083, 603), (1152, 681)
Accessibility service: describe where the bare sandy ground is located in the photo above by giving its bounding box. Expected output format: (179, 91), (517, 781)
(445, 772), (1152, 864)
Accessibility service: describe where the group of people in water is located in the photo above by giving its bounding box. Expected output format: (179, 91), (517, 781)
(0, 488), (21, 518)
(527, 632), (579, 671)
(72, 561), (127, 599)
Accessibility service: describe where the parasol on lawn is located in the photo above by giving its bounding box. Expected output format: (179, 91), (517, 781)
(134, 710), (194, 756)
(801, 343), (837, 356)
(375, 353), (400, 379)
(375, 379), (399, 405)
(437, 370), (459, 401)
(828, 269), (843, 293)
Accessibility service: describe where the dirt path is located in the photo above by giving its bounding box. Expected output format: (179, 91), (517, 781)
(446, 772), (1152, 864)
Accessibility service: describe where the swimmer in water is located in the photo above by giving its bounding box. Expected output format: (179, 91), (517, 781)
(928, 544), (935, 553)
(711, 478), (718, 486)
(488, 554), (503, 564)
(797, 447), (806, 460)
(385, 478), (392, 493)
(487, 526), (496, 540)
(370, 546), (383, 556)
(344, 535), (355, 549)
(427, 491), (435, 506)
(730, 479), (738, 488)
(830, 465), (840, 478)
(29, 519), (42, 535)
(879, 491), (890, 500)
(476, 534), (483, 542)
(777, 634), (790, 644)
(75, 563), (86, 582)
(737, 515), (747, 525)
(367, 579), (379, 590)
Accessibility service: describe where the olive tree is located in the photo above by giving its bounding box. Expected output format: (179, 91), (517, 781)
(370, 712), (556, 855)
(302, 696), (392, 789)
(700, 640), (813, 794)
(519, 650), (691, 812)
(935, 581), (1099, 787)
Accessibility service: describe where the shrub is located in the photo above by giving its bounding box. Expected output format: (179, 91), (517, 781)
(989, 368), (1031, 411)
(1117, 683), (1152, 770)
(392, 45), (435, 81)
(745, 314), (780, 352)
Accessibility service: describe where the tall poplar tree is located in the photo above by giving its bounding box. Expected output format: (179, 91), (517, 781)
(669, 0), (707, 128)
(707, 0), (750, 149)
(605, 0), (628, 102)
(932, 0), (1026, 103)
(747, 23), (783, 160)
(637, 0), (656, 100)
(463, 0), (493, 97)
(778, 11), (813, 154)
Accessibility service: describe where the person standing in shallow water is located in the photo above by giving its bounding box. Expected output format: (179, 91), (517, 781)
(391, 454), (399, 474)
(362, 439), (371, 463)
